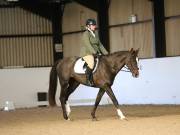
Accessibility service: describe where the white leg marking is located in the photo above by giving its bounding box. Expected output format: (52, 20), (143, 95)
(117, 109), (126, 120)
(65, 101), (71, 116)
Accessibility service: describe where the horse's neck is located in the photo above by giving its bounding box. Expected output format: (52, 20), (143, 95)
(105, 52), (127, 73)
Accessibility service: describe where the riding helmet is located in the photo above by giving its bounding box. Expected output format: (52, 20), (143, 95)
(86, 19), (96, 26)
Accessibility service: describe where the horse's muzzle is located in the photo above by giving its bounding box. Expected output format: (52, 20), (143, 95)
(132, 69), (139, 78)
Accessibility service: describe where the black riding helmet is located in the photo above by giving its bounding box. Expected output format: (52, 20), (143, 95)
(86, 19), (96, 26)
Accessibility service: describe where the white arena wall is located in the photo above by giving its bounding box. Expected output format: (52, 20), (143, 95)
(0, 56), (180, 109)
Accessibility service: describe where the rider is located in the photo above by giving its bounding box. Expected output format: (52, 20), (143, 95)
(80, 18), (108, 86)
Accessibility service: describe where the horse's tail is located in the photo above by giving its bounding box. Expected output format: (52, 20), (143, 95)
(48, 61), (59, 106)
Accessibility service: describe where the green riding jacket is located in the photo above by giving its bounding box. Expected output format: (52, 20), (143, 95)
(80, 30), (108, 57)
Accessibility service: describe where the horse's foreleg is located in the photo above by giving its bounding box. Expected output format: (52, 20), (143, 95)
(103, 84), (126, 120)
(91, 88), (105, 120)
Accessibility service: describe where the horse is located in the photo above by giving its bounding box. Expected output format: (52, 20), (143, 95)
(48, 48), (139, 120)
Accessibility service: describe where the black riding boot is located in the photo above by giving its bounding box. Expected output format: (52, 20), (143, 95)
(85, 66), (94, 86)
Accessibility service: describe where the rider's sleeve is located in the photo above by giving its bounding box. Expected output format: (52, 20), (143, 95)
(99, 41), (108, 55)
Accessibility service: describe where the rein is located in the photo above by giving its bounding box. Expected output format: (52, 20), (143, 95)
(121, 65), (131, 72)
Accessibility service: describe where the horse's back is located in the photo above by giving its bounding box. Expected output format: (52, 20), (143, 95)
(56, 56), (78, 79)
(57, 56), (78, 66)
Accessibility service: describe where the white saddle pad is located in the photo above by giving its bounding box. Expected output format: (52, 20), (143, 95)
(74, 58), (99, 74)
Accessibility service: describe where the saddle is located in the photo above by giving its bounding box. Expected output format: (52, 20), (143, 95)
(74, 57), (99, 74)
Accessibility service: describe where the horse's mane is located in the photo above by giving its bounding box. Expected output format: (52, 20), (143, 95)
(105, 51), (130, 59)
(109, 50), (129, 56)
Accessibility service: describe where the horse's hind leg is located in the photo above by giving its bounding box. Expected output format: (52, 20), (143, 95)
(91, 88), (105, 120)
(65, 79), (80, 101)
(64, 79), (80, 117)
(60, 82), (69, 120)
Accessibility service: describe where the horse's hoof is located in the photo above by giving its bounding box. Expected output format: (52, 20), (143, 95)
(120, 117), (128, 121)
(67, 118), (71, 121)
(92, 117), (99, 121)
(64, 117), (72, 121)
(65, 118), (72, 121)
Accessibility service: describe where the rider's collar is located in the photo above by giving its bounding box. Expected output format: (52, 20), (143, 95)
(86, 27), (95, 37)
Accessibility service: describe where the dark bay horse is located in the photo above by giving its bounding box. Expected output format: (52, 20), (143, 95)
(48, 48), (139, 120)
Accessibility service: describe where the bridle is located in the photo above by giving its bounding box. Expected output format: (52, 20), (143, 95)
(121, 57), (139, 73)
(121, 65), (131, 72)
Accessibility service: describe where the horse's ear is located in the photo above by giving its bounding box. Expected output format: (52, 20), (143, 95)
(135, 48), (140, 55)
(129, 48), (134, 53)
